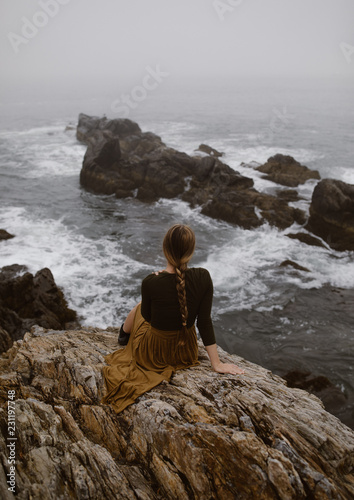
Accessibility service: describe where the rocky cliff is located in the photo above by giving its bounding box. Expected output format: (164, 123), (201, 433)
(0, 265), (78, 354)
(0, 326), (353, 499)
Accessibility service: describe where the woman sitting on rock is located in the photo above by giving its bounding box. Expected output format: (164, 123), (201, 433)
(101, 224), (245, 414)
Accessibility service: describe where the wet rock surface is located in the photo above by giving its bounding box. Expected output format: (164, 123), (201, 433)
(195, 143), (224, 157)
(256, 154), (321, 187)
(283, 370), (348, 419)
(286, 232), (328, 248)
(0, 326), (353, 499)
(307, 178), (354, 251)
(0, 230), (14, 241)
(0, 265), (78, 353)
(279, 260), (311, 273)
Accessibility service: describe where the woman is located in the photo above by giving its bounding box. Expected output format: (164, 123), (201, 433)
(101, 224), (245, 414)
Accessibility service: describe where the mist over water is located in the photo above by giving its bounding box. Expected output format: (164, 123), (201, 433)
(0, 78), (353, 427)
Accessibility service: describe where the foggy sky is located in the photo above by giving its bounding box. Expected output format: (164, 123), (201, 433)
(1, 0), (353, 99)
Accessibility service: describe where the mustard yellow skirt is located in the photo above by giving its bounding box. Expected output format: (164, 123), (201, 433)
(101, 304), (200, 413)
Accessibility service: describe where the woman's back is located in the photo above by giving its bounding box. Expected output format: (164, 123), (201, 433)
(141, 267), (215, 346)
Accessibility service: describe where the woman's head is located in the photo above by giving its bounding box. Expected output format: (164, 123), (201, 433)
(163, 224), (195, 270)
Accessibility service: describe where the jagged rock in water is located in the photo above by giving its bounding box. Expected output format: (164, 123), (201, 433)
(0, 326), (353, 499)
(286, 232), (327, 248)
(76, 113), (141, 145)
(196, 143), (224, 157)
(306, 178), (354, 251)
(280, 260), (311, 273)
(0, 265), (78, 353)
(283, 370), (348, 418)
(77, 114), (307, 231)
(0, 230), (14, 241)
(275, 189), (301, 202)
(256, 154), (321, 187)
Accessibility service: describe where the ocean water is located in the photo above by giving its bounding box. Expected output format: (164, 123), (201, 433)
(0, 77), (353, 427)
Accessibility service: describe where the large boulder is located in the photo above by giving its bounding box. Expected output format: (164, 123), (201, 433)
(0, 265), (78, 352)
(76, 113), (141, 145)
(0, 326), (353, 499)
(78, 115), (308, 231)
(306, 179), (354, 251)
(79, 114), (195, 201)
(256, 154), (321, 187)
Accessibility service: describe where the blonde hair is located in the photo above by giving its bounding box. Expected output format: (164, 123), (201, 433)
(163, 224), (195, 345)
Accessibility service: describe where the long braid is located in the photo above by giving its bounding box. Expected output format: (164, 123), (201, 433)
(175, 264), (188, 325)
(175, 263), (188, 346)
(162, 224), (195, 346)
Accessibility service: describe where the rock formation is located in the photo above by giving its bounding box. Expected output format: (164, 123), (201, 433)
(307, 179), (354, 251)
(279, 260), (310, 273)
(0, 326), (353, 499)
(77, 114), (354, 251)
(77, 114), (308, 231)
(0, 265), (78, 353)
(286, 232), (327, 249)
(256, 154), (321, 187)
(196, 143), (224, 157)
(283, 370), (348, 420)
(0, 230), (14, 241)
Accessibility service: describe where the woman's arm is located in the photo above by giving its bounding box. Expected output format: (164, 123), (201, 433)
(205, 344), (245, 375)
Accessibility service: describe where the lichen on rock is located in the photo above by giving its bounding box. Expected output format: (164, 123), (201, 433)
(0, 326), (353, 499)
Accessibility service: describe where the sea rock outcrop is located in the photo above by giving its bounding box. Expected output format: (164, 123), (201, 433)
(283, 370), (348, 419)
(256, 154), (321, 187)
(279, 260), (310, 273)
(196, 143), (223, 157)
(306, 178), (354, 251)
(76, 114), (141, 145)
(286, 232), (327, 249)
(0, 326), (353, 499)
(0, 265), (77, 353)
(77, 114), (307, 231)
(0, 230), (14, 241)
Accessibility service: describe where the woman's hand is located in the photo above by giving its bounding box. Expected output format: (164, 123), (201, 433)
(213, 362), (245, 375)
(205, 344), (245, 375)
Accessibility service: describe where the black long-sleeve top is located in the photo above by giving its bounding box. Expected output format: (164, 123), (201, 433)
(141, 267), (216, 346)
